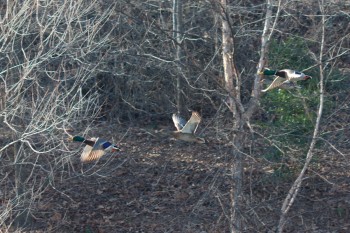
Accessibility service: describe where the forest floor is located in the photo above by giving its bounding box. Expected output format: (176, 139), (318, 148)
(2, 121), (350, 233)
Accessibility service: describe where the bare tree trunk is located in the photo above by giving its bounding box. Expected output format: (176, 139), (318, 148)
(173, 0), (184, 113)
(13, 141), (32, 228)
(220, 0), (243, 232)
(220, 0), (274, 231)
(277, 0), (326, 231)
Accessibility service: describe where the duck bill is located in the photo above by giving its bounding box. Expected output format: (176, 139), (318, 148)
(112, 147), (122, 152)
(196, 137), (206, 144)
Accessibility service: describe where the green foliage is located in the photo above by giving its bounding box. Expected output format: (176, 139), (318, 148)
(258, 38), (318, 183)
(263, 89), (314, 120)
(263, 37), (349, 135)
(258, 37), (349, 183)
(268, 37), (314, 70)
(260, 88), (316, 145)
(259, 37), (319, 145)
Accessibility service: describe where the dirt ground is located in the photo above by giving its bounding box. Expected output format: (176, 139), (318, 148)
(2, 123), (350, 232)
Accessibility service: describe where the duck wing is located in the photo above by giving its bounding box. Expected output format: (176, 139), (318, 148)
(279, 81), (301, 90)
(172, 113), (187, 131)
(181, 111), (201, 134)
(80, 138), (106, 162)
(262, 76), (286, 92)
(80, 145), (106, 162)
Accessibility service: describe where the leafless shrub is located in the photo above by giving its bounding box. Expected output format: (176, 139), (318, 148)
(0, 0), (120, 229)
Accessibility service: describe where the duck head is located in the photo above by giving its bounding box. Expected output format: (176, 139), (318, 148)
(69, 135), (85, 142)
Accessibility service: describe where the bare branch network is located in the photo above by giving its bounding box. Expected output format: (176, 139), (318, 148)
(0, 0), (349, 232)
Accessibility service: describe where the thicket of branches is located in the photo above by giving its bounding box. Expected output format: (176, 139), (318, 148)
(0, 0), (349, 232)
